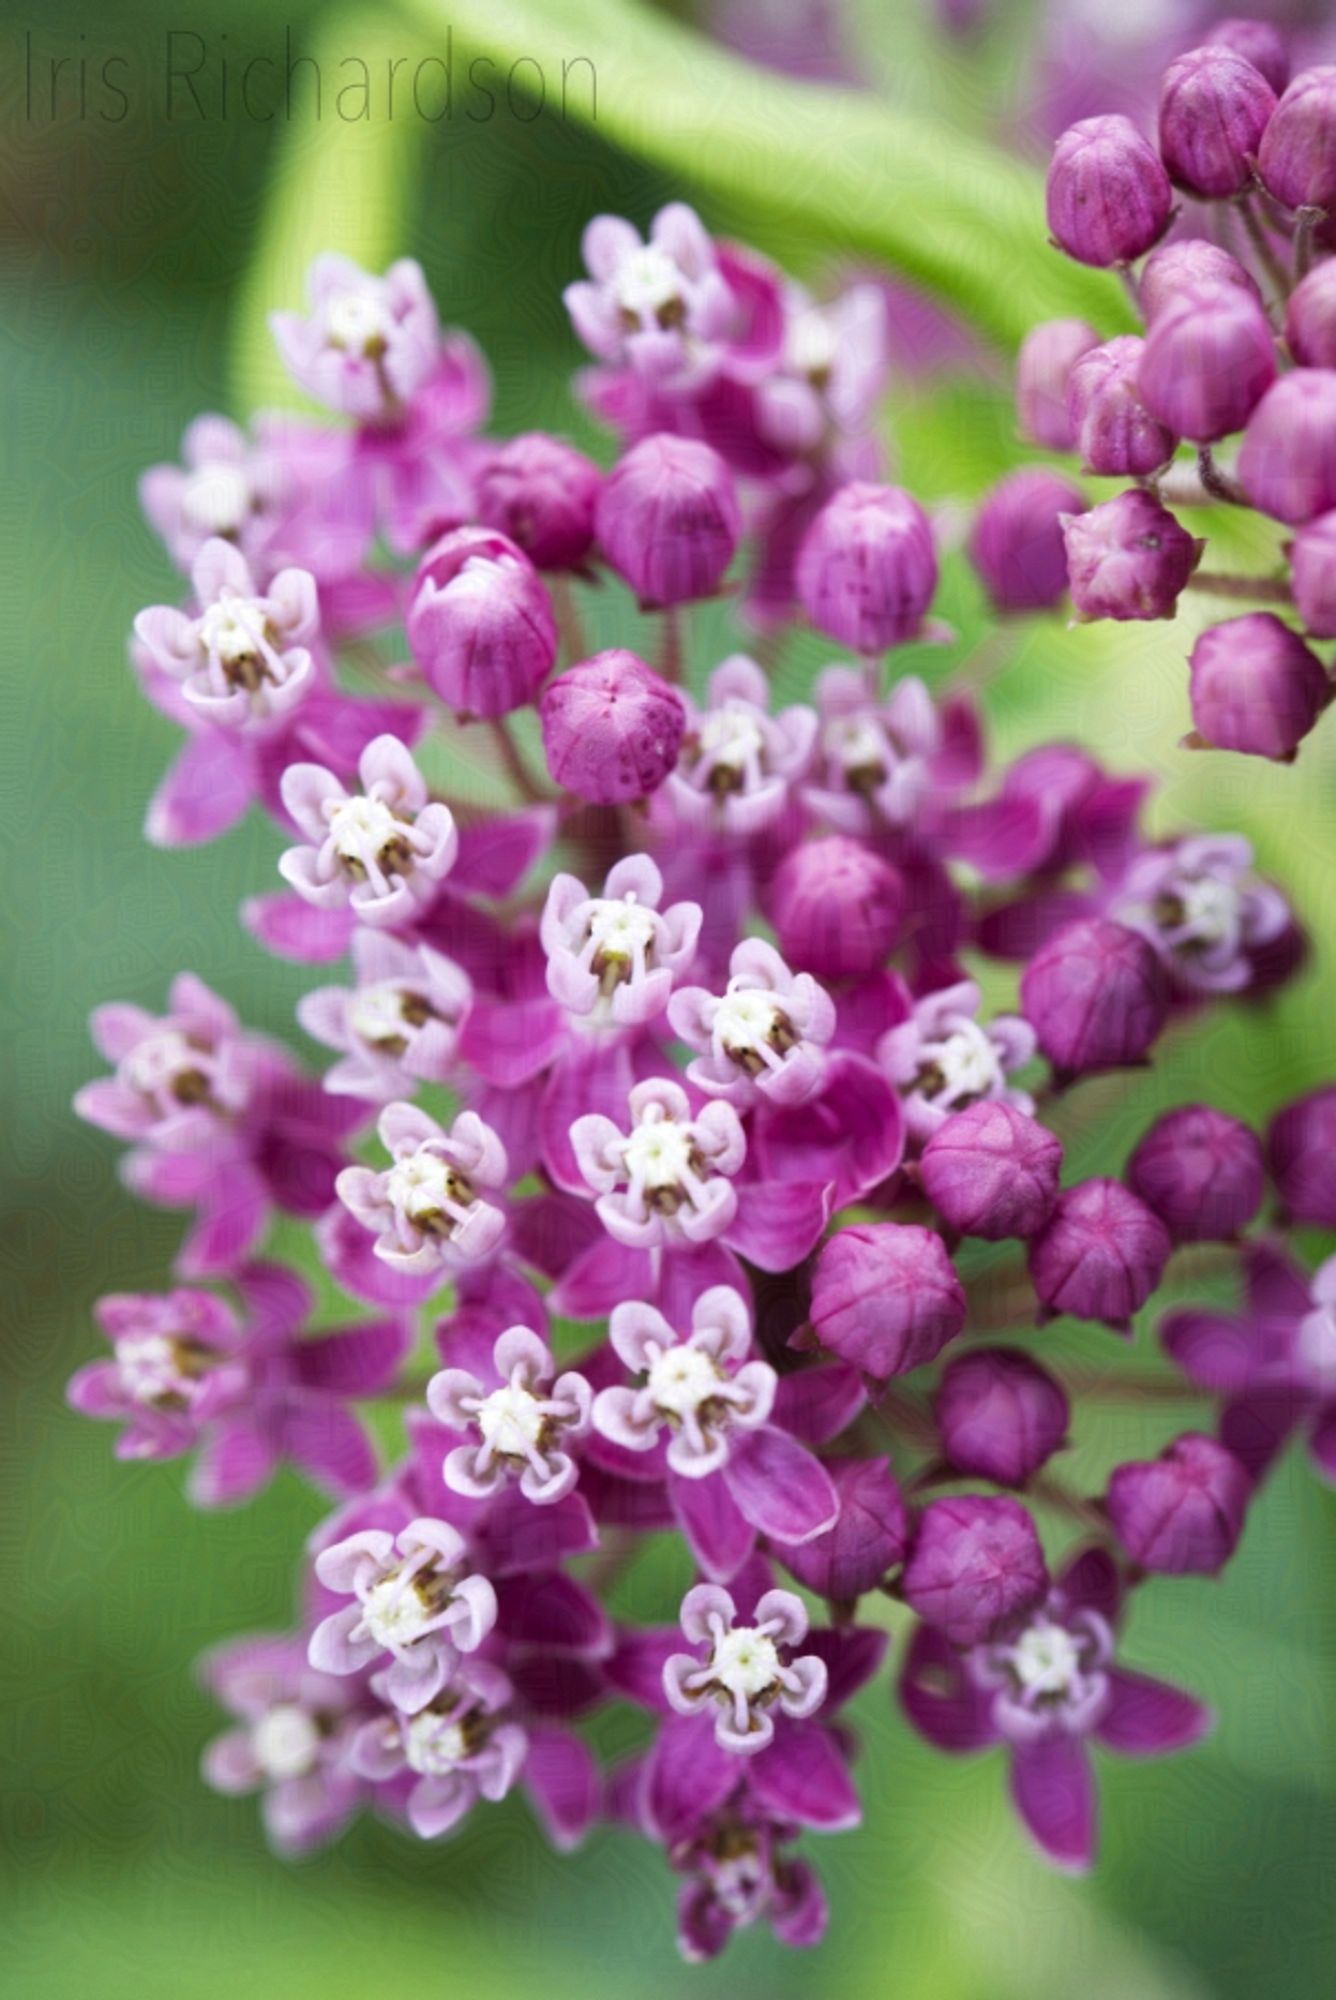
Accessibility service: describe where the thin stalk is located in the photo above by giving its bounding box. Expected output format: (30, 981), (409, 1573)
(1195, 446), (1248, 507)
(488, 718), (546, 804)
(551, 573), (588, 667)
(1186, 571), (1293, 604)
(659, 605), (683, 685)
(1236, 192), (1292, 298)
(1294, 205), (1327, 285)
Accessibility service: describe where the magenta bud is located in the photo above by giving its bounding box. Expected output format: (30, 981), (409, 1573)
(967, 468), (1087, 612)
(1158, 46), (1277, 198)
(1067, 337), (1177, 477)
(1268, 1086), (1336, 1227)
(1106, 1433), (1250, 1575)
(935, 1348), (1070, 1487)
(539, 649), (685, 802)
(1206, 18), (1289, 96)
(1239, 370), (1336, 524)
(406, 525), (557, 718)
(810, 1223), (966, 1384)
(1188, 611), (1327, 761)
(1015, 317), (1100, 450)
(594, 433), (741, 607)
(1020, 918), (1168, 1076)
(769, 836), (904, 978)
(919, 1101), (1062, 1242)
(1046, 115), (1172, 268)
(779, 1459), (908, 1601)
(1289, 511), (1336, 637)
(795, 482), (938, 653)
(1029, 1178), (1172, 1333)
(1062, 488), (1203, 623)
(1285, 260), (1336, 369)
(1127, 1105), (1264, 1243)
(475, 432), (601, 570)
(1137, 285), (1277, 443)
(1259, 66), (1336, 213)
(1140, 239), (1261, 322)
(902, 1495), (1048, 1646)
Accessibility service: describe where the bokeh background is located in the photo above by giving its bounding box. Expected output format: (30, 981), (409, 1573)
(5, 1), (1336, 1994)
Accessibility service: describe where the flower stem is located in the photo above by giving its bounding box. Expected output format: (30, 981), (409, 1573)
(488, 718), (546, 803)
(551, 573), (588, 667)
(1294, 205), (1327, 285)
(1195, 446), (1248, 507)
(1186, 571), (1293, 604)
(1236, 191), (1293, 299)
(659, 606), (683, 685)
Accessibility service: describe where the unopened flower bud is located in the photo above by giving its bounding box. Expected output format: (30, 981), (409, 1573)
(1159, 47), (1277, 199)
(919, 1101), (1062, 1241)
(780, 1459), (908, 1601)
(539, 650), (685, 802)
(1015, 318), (1100, 450)
(902, 1495), (1047, 1646)
(795, 482), (938, 653)
(935, 1348), (1069, 1486)
(475, 433), (601, 569)
(1140, 239), (1261, 322)
(810, 1223), (966, 1384)
(1029, 1178), (1172, 1333)
(967, 469), (1086, 612)
(1067, 337), (1177, 477)
(1137, 285), (1276, 443)
(1188, 612), (1327, 761)
(1206, 18), (1289, 96)
(1127, 1105), (1264, 1242)
(1268, 1086), (1336, 1227)
(1107, 1433), (1250, 1574)
(1021, 918), (1168, 1075)
(1289, 512), (1336, 637)
(1046, 115), (1172, 268)
(769, 836), (903, 978)
(1239, 371), (1336, 524)
(406, 527), (557, 718)
(1258, 66), (1336, 213)
(1062, 489), (1203, 622)
(595, 433), (740, 606)
(1285, 260), (1336, 369)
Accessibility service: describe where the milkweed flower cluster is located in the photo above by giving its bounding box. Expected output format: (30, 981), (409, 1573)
(70, 184), (1333, 1963)
(977, 26), (1336, 762)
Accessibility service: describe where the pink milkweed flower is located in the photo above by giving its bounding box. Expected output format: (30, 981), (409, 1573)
(427, 1326), (594, 1506)
(349, 1659), (528, 1839)
(663, 1583), (827, 1754)
(271, 255), (441, 423)
(199, 1633), (369, 1855)
(540, 855), (702, 1031)
(405, 525), (558, 718)
(297, 931), (472, 1102)
(134, 537), (319, 732)
(752, 280), (890, 459)
(140, 414), (296, 575)
(1113, 834), (1292, 997)
(563, 204), (735, 390)
(801, 666), (941, 833)
(661, 655), (817, 837)
(877, 979), (1035, 1141)
(901, 1546), (1211, 1874)
(279, 733), (458, 929)
(668, 939), (835, 1110)
(592, 1287), (775, 1478)
(66, 1287), (248, 1464)
(570, 1077), (746, 1250)
(74, 973), (271, 1153)
(309, 1517), (497, 1714)
(336, 1103), (508, 1277)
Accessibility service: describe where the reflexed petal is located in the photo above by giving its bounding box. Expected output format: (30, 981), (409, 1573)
(1009, 1734), (1096, 1873)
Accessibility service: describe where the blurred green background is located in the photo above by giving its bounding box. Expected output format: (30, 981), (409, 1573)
(4, 2), (1336, 1994)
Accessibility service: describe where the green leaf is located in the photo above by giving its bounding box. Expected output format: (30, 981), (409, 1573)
(394, 0), (1125, 348)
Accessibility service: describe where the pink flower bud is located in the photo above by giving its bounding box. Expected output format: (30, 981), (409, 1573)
(1140, 239), (1261, 323)
(1206, 18), (1289, 96)
(1067, 337), (1177, 477)
(1062, 488), (1203, 622)
(795, 482), (938, 652)
(810, 1223), (966, 1384)
(595, 433), (740, 606)
(967, 468), (1087, 612)
(475, 432), (601, 569)
(935, 1348), (1070, 1486)
(1029, 1179), (1172, 1333)
(769, 836), (904, 978)
(1289, 511), (1336, 637)
(406, 526), (557, 718)
(1239, 371), (1336, 524)
(902, 1495), (1047, 1646)
(1046, 115), (1172, 269)
(1021, 918), (1168, 1076)
(1015, 318), (1100, 450)
(1158, 47), (1277, 199)
(919, 1101), (1063, 1241)
(1268, 1086), (1336, 1227)
(779, 1459), (908, 1601)
(1137, 285), (1277, 443)
(539, 650), (685, 803)
(1188, 612), (1327, 761)
(1285, 260), (1336, 369)
(1259, 66), (1336, 213)
(1107, 1433), (1250, 1575)
(1127, 1105), (1264, 1242)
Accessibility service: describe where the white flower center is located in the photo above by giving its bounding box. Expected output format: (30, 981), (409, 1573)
(361, 1571), (438, 1650)
(614, 245), (683, 320)
(831, 715), (889, 776)
(698, 708), (766, 772)
(621, 1115), (696, 1191)
(403, 1711), (471, 1776)
(1177, 874), (1240, 947)
(199, 594), (270, 664)
(122, 1029), (202, 1095)
(786, 306), (836, 380)
(117, 1332), (186, 1404)
(349, 982), (420, 1048)
(1010, 1621), (1082, 1697)
(252, 1704), (321, 1780)
(713, 988), (785, 1056)
(385, 1150), (465, 1225)
(711, 1626), (781, 1700)
(586, 895), (659, 963)
(647, 1342), (722, 1420)
(327, 794), (405, 867)
(1297, 1306), (1336, 1392)
(325, 290), (392, 354)
(926, 1022), (1005, 1101)
(182, 463), (252, 537)
(476, 1381), (548, 1456)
